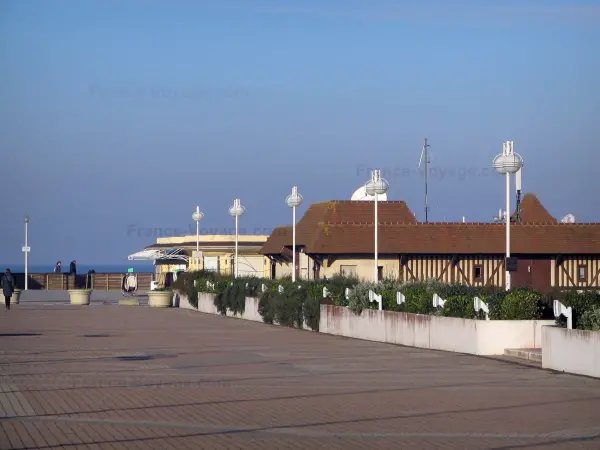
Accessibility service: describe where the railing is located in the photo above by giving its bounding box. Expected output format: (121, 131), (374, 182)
(10, 273), (156, 291)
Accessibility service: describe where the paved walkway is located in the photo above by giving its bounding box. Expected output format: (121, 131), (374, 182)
(1, 302), (600, 449)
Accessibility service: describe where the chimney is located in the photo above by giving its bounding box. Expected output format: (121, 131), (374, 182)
(462, 216), (466, 223)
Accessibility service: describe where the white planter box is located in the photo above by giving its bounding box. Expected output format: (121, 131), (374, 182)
(147, 291), (172, 307)
(68, 289), (91, 305)
(542, 326), (600, 378)
(319, 305), (554, 356)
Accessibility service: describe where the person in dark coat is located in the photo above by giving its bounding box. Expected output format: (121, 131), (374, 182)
(1, 268), (15, 310)
(69, 260), (77, 288)
(54, 261), (62, 273)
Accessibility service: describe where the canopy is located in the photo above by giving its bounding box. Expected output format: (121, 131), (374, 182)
(128, 247), (189, 262)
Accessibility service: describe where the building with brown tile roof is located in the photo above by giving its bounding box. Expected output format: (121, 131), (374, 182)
(260, 194), (600, 292)
(514, 193), (558, 224)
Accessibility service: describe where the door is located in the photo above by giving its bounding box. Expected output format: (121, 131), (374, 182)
(511, 259), (532, 289)
(531, 259), (551, 293)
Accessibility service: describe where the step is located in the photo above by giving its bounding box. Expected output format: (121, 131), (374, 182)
(119, 298), (140, 306)
(504, 348), (542, 363)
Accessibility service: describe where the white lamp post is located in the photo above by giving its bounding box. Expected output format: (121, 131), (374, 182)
(229, 199), (245, 278)
(23, 215), (30, 290)
(192, 206), (204, 253)
(493, 141), (523, 291)
(365, 169), (389, 283)
(285, 186), (303, 283)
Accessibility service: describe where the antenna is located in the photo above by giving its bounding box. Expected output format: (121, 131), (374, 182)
(515, 167), (522, 223)
(419, 138), (431, 222)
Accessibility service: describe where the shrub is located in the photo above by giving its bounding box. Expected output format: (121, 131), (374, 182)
(214, 280), (246, 316)
(578, 306), (600, 331)
(258, 289), (277, 324)
(303, 285), (322, 331)
(274, 285), (306, 328)
(400, 283), (434, 315)
(442, 295), (475, 319)
(347, 282), (379, 315)
(320, 275), (358, 307)
(257, 281), (320, 330)
(501, 289), (544, 320)
(559, 291), (600, 329)
(483, 291), (506, 320)
(242, 276), (264, 297)
(382, 289), (403, 312)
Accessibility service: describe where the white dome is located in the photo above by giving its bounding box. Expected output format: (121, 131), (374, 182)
(351, 186), (388, 201)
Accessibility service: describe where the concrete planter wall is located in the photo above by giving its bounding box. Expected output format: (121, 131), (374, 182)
(181, 295), (553, 356)
(148, 290), (173, 307)
(196, 293), (262, 322)
(195, 293), (310, 328)
(319, 305), (554, 356)
(68, 289), (91, 305)
(11, 289), (21, 304)
(542, 326), (600, 378)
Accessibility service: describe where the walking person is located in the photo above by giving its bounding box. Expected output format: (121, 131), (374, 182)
(1, 268), (16, 310)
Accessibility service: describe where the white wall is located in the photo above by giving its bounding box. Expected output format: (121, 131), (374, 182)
(319, 305), (553, 356)
(542, 326), (600, 378)
(179, 293), (555, 358)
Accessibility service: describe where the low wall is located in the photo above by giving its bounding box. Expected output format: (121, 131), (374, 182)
(178, 294), (553, 356)
(542, 326), (600, 378)
(181, 292), (309, 328)
(195, 293), (263, 322)
(319, 305), (554, 356)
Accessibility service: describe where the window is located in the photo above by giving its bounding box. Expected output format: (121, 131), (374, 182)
(340, 265), (357, 278)
(377, 266), (383, 281)
(473, 264), (483, 281)
(578, 265), (587, 281)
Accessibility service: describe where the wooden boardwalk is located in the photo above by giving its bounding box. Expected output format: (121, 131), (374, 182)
(1, 302), (600, 449)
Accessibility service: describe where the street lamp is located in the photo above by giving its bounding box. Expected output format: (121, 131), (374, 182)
(365, 169), (389, 283)
(493, 141), (523, 291)
(285, 186), (303, 283)
(23, 215), (30, 290)
(229, 199), (245, 278)
(192, 206), (204, 253)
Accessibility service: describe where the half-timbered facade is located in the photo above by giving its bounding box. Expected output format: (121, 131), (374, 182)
(260, 194), (600, 292)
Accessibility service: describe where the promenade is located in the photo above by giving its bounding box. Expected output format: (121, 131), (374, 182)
(1, 296), (600, 449)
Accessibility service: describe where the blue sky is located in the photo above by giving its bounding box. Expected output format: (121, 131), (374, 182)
(1, 0), (598, 265)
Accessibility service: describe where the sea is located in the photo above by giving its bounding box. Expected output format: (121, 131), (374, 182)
(1, 262), (156, 274)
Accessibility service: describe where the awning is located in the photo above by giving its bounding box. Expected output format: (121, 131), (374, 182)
(128, 247), (190, 262)
(128, 249), (163, 261)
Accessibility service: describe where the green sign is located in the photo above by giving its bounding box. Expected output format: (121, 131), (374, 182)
(127, 268), (134, 273)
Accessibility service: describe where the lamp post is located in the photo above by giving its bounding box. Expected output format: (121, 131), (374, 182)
(365, 169), (389, 283)
(192, 206), (204, 253)
(229, 199), (245, 278)
(23, 215), (30, 290)
(285, 186), (303, 283)
(493, 141), (523, 291)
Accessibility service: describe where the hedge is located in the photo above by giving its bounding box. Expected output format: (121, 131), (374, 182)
(552, 290), (600, 331)
(173, 271), (564, 327)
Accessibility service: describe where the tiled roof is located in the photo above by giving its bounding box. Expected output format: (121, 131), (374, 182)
(294, 200), (417, 246)
(260, 226), (293, 255)
(261, 194), (599, 256)
(516, 193), (557, 223)
(305, 222), (600, 255)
